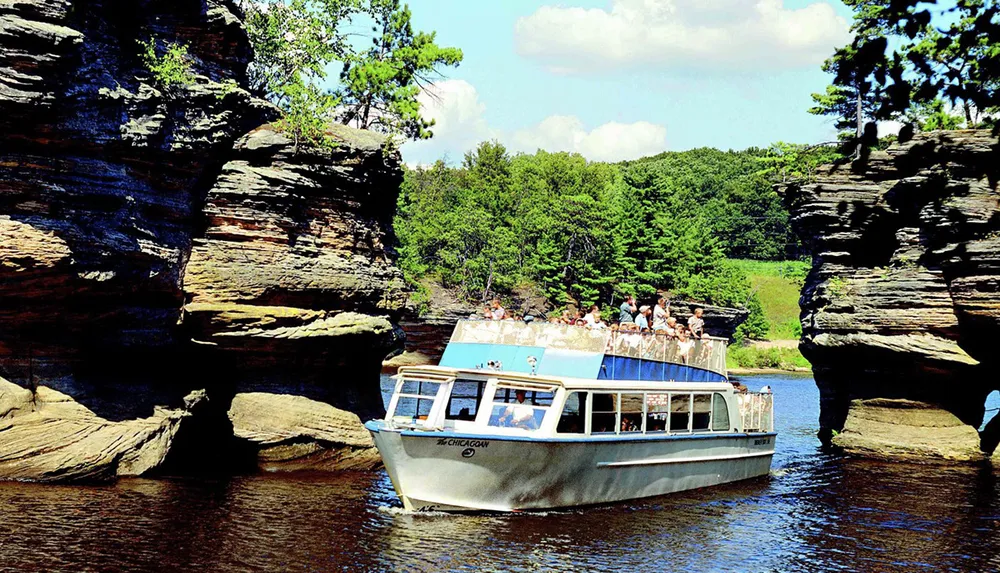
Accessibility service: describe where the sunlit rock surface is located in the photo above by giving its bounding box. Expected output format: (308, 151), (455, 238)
(834, 399), (984, 462)
(784, 130), (1000, 458)
(0, 376), (203, 481)
(229, 392), (379, 472)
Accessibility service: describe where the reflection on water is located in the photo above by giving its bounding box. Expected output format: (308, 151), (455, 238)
(2, 375), (1000, 573)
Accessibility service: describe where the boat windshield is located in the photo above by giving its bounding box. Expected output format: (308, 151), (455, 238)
(387, 374), (451, 427)
(486, 385), (555, 431)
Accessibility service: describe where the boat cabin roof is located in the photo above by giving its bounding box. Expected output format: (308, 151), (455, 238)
(394, 365), (735, 393)
(440, 320), (729, 382)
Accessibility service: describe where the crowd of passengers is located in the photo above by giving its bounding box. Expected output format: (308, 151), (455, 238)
(480, 295), (710, 339)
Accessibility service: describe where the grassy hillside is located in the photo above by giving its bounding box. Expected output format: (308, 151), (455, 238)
(730, 259), (809, 340)
(726, 259), (811, 371)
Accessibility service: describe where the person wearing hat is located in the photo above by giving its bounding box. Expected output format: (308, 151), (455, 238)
(635, 305), (651, 331)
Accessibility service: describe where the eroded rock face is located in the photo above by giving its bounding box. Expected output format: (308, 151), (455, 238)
(833, 398), (985, 462)
(0, 376), (203, 481)
(0, 2), (404, 480)
(783, 130), (1000, 457)
(0, 0), (270, 373)
(182, 124), (406, 423)
(229, 392), (379, 472)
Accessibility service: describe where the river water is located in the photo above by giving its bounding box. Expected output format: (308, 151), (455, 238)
(2, 374), (1000, 573)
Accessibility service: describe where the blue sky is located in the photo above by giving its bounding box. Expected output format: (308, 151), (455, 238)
(394, 0), (857, 165)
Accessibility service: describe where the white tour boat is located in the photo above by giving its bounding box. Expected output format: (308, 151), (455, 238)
(366, 320), (775, 512)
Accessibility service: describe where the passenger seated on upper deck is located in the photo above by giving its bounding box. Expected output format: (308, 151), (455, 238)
(486, 299), (506, 321)
(584, 305), (605, 328)
(499, 390), (536, 430)
(663, 316), (678, 338)
(676, 326), (694, 364)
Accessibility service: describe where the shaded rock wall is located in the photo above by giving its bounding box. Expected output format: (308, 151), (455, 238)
(783, 130), (1000, 459)
(0, 0), (269, 378)
(229, 392), (380, 472)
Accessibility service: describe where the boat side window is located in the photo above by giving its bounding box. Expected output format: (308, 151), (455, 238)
(486, 386), (554, 431)
(712, 393), (730, 431)
(591, 393), (617, 434)
(670, 394), (691, 432)
(556, 392), (587, 434)
(645, 393), (669, 433)
(390, 379), (441, 424)
(692, 394), (712, 432)
(446, 380), (485, 421)
(620, 394), (644, 433)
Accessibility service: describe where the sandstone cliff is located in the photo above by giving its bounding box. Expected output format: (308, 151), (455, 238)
(0, 1), (403, 479)
(784, 130), (1000, 461)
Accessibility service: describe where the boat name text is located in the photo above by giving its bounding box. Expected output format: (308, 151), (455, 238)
(754, 438), (771, 446)
(437, 438), (490, 448)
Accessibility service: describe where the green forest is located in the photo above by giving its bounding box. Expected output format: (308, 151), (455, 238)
(394, 142), (833, 340)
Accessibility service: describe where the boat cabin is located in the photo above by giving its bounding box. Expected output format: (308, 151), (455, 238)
(384, 366), (774, 438)
(383, 321), (773, 438)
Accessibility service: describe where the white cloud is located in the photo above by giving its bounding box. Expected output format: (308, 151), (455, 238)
(401, 79), (494, 165)
(512, 116), (667, 162)
(402, 81), (668, 165)
(514, 0), (850, 73)
(878, 120), (904, 138)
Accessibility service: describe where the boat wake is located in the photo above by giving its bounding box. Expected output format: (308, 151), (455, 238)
(377, 505), (454, 517)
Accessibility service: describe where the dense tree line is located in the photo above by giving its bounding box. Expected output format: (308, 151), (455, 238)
(395, 142), (807, 339)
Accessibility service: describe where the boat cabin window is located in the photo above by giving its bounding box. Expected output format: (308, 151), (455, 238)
(646, 394), (669, 433)
(712, 393), (730, 431)
(487, 385), (554, 431)
(557, 392), (587, 434)
(670, 394), (691, 432)
(390, 378), (442, 424)
(446, 380), (485, 421)
(620, 394), (644, 433)
(591, 393), (618, 434)
(576, 391), (731, 436)
(692, 394), (712, 431)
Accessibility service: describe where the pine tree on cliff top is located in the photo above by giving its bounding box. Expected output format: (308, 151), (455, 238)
(810, 0), (1000, 157)
(240, 0), (463, 147)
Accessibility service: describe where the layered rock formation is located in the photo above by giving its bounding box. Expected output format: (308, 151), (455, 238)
(0, 376), (206, 481)
(1, 0), (268, 360)
(229, 392), (379, 472)
(183, 125), (405, 420)
(783, 130), (1000, 460)
(0, 1), (404, 480)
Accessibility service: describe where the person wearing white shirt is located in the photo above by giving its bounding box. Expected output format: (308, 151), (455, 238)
(501, 390), (537, 429)
(652, 297), (669, 330)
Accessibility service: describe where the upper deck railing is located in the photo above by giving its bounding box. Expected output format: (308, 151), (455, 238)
(448, 320), (728, 380)
(739, 392), (774, 433)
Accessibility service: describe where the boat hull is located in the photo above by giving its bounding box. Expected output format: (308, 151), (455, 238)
(366, 421), (775, 512)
